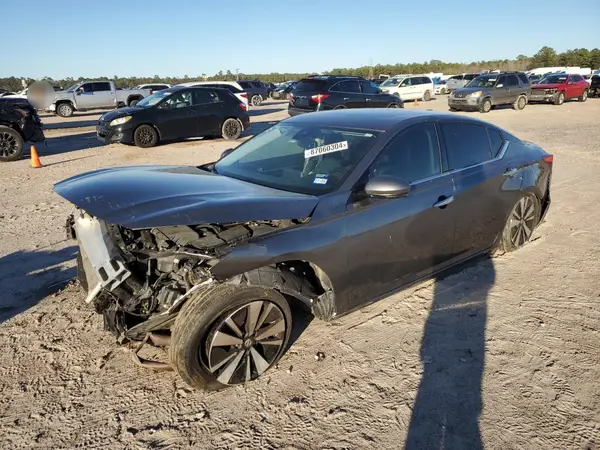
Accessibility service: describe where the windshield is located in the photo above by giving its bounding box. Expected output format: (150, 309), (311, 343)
(466, 76), (497, 88)
(539, 75), (568, 84)
(214, 123), (380, 195)
(380, 77), (401, 87)
(136, 90), (172, 107)
(66, 82), (82, 92)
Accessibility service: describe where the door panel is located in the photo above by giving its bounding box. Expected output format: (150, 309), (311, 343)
(74, 83), (96, 109)
(155, 91), (197, 139)
(343, 176), (456, 309)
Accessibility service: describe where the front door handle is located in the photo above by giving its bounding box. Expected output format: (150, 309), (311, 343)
(433, 196), (454, 208)
(504, 168), (518, 177)
(343, 97), (350, 100)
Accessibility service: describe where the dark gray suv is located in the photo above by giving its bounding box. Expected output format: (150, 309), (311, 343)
(448, 72), (531, 113)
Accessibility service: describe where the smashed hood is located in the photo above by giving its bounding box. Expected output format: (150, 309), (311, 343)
(54, 165), (319, 229)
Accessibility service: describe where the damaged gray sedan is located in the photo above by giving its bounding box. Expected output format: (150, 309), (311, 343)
(54, 109), (553, 390)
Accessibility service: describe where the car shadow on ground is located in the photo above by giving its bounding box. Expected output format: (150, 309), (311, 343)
(24, 132), (104, 158)
(39, 111), (101, 118)
(0, 245), (77, 323)
(242, 120), (280, 138)
(405, 256), (493, 450)
(248, 108), (284, 117)
(43, 120), (98, 130)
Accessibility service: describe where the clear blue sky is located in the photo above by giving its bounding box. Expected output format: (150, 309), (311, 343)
(3, 0), (599, 79)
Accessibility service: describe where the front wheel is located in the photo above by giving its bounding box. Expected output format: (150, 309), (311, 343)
(133, 124), (158, 148)
(579, 90), (588, 102)
(56, 102), (74, 117)
(554, 92), (565, 105)
(496, 194), (540, 253)
(169, 284), (292, 390)
(479, 98), (492, 113)
(221, 118), (242, 140)
(0, 125), (24, 162)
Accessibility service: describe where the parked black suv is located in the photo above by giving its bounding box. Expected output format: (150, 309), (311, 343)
(448, 72), (532, 113)
(288, 76), (403, 116)
(238, 80), (269, 106)
(0, 98), (45, 162)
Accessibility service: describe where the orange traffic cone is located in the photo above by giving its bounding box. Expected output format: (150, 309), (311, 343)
(414, 98), (419, 106)
(30, 146), (43, 168)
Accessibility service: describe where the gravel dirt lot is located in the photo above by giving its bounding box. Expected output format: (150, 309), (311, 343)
(1, 97), (599, 450)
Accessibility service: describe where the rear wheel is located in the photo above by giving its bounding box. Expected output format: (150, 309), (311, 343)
(423, 90), (432, 101)
(0, 126), (24, 162)
(128, 98), (139, 107)
(554, 92), (565, 105)
(169, 284), (292, 390)
(496, 194), (540, 253)
(579, 89), (588, 102)
(479, 98), (492, 113)
(133, 124), (158, 148)
(221, 118), (242, 140)
(513, 95), (527, 110)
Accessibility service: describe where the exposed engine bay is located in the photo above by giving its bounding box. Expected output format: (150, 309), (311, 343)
(67, 211), (322, 342)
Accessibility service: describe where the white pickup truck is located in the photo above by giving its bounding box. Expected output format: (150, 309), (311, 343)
(49, 81), (151, 117)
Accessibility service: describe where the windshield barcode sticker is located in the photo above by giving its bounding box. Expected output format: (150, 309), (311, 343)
(304, 141), (349, 159)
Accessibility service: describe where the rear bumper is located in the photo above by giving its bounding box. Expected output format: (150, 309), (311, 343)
(288, 106), (315, 117)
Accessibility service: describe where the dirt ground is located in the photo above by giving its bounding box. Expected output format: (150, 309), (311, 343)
(1, 97), (599, 450)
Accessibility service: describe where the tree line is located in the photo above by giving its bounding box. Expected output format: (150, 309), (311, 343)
(1, 46), (598, 93)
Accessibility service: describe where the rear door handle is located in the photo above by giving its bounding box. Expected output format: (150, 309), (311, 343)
(433, 196), (454, 208)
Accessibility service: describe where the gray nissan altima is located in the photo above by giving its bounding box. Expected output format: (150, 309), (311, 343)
(54, 109), (553, 390)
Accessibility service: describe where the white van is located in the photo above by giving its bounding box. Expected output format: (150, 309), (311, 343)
(378, 75), (434, 101)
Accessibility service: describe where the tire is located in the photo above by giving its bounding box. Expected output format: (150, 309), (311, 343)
(579, 90), (588, 102)
(479, 98), (492, 113)
(56, 102), (74, 117)
(513, 95), (527, 110)
(496, 193), (540, 253)
(128, 99), (139, 107)
(0, 126), (24, 162)
(554, 92), (565, 105)
(449, 107), (459, 112)
(251, 95), (262, 107)
(333, 105), (347, 110)
(221, 118), (242, 140)
(133, 124), (158, 148)
(423, 90), (432, 101)
(387, 103), (400, 108)
(169, 284), (292, 390)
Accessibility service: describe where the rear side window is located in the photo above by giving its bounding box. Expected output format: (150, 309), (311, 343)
(517, 74), (529, 84)
(294, 79), (328, 93)
(251, 82), (263, 88)
(440, 122), (492, 170)
(505, 75), (519, 87)
(93, 82), (111, 92)
(330, 80), (360, 93)
(464, 74), (477, 81)
(193, 90), (220, 105)
(239, 81), (251, 89)
(224, 85), (243, 93)
(487, 128), (504, 156)
(370, 123), (441, 183)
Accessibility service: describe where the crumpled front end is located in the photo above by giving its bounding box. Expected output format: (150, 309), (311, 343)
(66, 210), (302, 341)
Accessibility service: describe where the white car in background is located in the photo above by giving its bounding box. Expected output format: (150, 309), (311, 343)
(177, 81), (249, 110)
(379, 75), (434, 101)
(132, 83), (171, 94)
(434, 79), (449, 95)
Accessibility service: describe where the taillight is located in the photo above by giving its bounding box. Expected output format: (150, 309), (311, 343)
(543, 155), (554, 163)
(311, 94), (330, 103)
(241, 93), (248, 98)
(240, 102), (247, 111)
(149, 90), (154, 95)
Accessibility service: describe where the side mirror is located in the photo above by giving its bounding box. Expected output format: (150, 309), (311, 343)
(76, 88), (83, 95)
(365, 176), (410, 199)
(220, 148), (234, 159)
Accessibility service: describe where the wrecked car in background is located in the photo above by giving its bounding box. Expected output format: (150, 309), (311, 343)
(54, 109), (553, 390)
(0, 97), (45, 162)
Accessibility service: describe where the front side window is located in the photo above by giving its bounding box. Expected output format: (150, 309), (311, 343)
(360, 80), (380, 94)
(164, 90), (192, 108)
(81, 83), (94, 93)
(215, 123), (380, 195)
(487, 128), (504, 156)
(369, 124), (441, 183)
(400, 78), (411, 87)
(440, 122), (492, 170)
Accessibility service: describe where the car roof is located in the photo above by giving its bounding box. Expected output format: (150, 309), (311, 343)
(284, 109), (489, 131)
